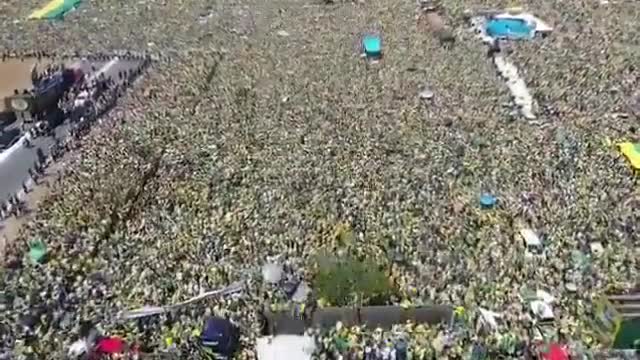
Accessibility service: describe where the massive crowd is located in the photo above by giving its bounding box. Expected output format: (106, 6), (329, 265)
(0, 0), (638, 358)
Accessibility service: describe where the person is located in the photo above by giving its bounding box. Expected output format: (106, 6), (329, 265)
(28, 168), (36, 183)
(487, 39), (501, 57)
(36, 147), (46, 165)
(24, 131), (33, 148)
(52, 139), (63, 160)
(11, 195), (23, 216)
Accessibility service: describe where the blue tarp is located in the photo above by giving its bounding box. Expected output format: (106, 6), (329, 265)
(486, 18), (534, 40)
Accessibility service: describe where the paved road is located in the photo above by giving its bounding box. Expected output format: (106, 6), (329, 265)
(0, 58), (143, 206)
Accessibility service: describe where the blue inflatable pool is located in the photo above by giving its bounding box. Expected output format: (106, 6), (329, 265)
(486, 18), (534, 40)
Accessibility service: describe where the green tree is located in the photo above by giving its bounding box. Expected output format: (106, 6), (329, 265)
(312, 254), (393, 307)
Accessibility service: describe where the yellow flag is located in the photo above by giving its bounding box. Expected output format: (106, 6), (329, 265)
(618, 142), (640, 170)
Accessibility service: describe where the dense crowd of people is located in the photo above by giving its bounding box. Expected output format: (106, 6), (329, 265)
(0, 0), (638, 358)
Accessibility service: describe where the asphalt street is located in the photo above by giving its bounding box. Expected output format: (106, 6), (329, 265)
(0, 58), (142, 206)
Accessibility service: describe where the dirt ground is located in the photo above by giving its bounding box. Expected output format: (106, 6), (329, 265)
(0, 57), (68, 112)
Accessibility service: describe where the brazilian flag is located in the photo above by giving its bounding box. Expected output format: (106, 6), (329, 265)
(618, 142), (640, 170)
(28, 0), (82, 20)
(591, 297), (622, 346)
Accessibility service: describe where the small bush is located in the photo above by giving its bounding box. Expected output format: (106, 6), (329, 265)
(312, 255), (393, 307)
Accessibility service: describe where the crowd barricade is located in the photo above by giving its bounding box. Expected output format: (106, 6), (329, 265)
(262, 305), (454, 335)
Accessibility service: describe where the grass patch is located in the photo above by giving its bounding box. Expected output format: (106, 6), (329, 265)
(312, 253), (394, 307)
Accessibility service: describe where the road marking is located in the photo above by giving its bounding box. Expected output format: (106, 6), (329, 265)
(75, 58), (122, 109)
(0, 136), (26, 164)
(88, 57), (119, 81)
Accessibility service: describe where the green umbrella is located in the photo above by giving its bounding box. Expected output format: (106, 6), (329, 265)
(28, 240), (47, 264)
(334, 336), (350, 352)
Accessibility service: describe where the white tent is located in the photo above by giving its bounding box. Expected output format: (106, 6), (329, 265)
(256, 335), (316, 360)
